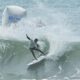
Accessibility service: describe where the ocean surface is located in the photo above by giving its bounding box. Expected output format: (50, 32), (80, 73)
(0, 0), (80, 80)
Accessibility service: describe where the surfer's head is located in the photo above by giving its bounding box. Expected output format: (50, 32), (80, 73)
(34, 38), (38, 43)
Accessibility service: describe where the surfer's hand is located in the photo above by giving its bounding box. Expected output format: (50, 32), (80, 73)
(26, 34), (28, 37)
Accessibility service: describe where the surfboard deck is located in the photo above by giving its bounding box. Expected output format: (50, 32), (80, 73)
(27, 56), (45, 66)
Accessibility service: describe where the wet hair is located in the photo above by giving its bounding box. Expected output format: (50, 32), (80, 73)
(34, 38), (38, 42)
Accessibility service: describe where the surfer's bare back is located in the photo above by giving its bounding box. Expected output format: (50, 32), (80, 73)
(26, 34), (45, 60)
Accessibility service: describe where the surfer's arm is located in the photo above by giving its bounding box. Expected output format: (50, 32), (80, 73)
(37, 44), (39, 48)
(26, 34), (31, 40)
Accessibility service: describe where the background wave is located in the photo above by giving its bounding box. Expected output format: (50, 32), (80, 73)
(0, 0), (80, 80)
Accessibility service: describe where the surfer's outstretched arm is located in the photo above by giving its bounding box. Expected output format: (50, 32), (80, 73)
(26, 34), (31, 40)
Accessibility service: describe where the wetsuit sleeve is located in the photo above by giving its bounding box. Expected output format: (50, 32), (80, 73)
(26, 34), (31, 40)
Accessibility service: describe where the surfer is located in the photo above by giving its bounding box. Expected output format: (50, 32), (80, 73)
(26, 34), (45, 60)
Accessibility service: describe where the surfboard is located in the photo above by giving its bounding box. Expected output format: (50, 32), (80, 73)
(27, 56), (45, 66)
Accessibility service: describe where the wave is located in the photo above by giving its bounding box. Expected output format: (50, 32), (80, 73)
(0, 37), (80, 78)
(0, 1), (80, 79)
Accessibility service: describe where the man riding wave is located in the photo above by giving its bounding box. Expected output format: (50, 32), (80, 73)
(26, 34), (45, 60)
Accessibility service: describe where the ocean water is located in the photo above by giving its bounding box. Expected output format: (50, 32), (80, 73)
(0, 0), (80, 80)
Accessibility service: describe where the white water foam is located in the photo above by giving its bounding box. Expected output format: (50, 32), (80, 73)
(1, 4), (80, 62)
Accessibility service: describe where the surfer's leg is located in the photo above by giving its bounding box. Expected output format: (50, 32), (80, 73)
(34, 48), (45, 55)
(30, 48), (37, 60)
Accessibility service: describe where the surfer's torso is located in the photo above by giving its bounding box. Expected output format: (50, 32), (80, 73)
(30, 40), (38, 48)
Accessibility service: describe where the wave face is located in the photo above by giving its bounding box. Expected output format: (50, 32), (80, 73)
(0, 39), (80, 80)
(0, 0), (80, 80)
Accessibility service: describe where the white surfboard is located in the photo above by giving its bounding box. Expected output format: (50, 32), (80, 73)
(27, 56), (45, 66)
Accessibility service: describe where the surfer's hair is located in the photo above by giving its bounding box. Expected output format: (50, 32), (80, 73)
(34, 38), (38, 42)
